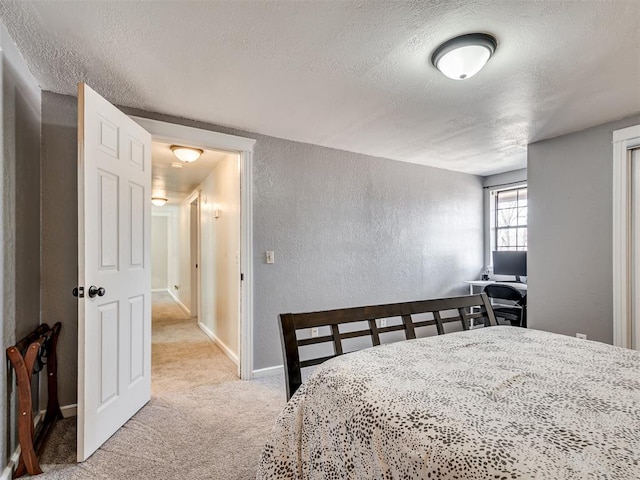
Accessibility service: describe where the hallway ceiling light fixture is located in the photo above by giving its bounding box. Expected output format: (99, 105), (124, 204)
(151, 197), (168, 207)
(431, 33), (497, 80)
(170, 145), (203, 163)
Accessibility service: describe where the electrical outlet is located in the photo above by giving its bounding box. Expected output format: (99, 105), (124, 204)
(380, 318), (387, 328)
(311, 327), (319, 338)
(576, 333), (587, 340)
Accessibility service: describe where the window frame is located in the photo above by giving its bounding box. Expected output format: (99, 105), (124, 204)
(493, 186), (528, 251)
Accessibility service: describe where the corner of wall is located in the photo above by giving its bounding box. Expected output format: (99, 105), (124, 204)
(0, 18), (43, 472)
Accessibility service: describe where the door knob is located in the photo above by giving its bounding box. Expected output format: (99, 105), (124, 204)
(88, 286), (106, 298)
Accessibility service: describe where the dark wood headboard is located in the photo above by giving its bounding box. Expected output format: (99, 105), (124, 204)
(279, 293), (496, 399)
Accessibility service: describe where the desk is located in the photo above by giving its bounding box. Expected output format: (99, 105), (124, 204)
(464, 280), (527, 295)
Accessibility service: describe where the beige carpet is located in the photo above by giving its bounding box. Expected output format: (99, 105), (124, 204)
(27, 292), (286, 479)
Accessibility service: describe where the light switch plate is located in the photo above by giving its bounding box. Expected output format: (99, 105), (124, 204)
(266, 251), (275, 264)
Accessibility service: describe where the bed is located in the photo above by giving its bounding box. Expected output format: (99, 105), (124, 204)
(257, 295), (640, 479)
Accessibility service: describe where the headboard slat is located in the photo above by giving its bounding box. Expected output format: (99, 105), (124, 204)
(298, 335), (333, 347)
(300, 356), (336, 369)
(433, 311), (445, 335)
(331, 324), (343, 355)
(368, 319), (381, 346)
(402, 314), (416, 340)
(458, 307), (471, 330)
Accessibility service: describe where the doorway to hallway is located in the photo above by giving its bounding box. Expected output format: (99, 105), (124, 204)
(149, 140), (242, 381)
(134, 116), (255, 381)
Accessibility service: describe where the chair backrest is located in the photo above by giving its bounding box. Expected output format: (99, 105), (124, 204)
(279, 293), (497, 400)
(483, 284), (524, 304)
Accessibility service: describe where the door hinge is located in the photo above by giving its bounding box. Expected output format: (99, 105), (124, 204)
(73, 287), (85, 298)
(240, 273), (244, 281)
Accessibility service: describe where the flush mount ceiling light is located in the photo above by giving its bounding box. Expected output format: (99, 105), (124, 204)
(431, 33), (497, 80)
(151, 197), (168, 207)
(170, 145), (203, 163)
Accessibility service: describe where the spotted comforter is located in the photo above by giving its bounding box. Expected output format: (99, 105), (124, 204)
(257, 326), (640, 479)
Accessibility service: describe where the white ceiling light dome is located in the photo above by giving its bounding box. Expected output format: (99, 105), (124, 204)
(151, 197), (168, 207)
(431, 33), (497, 80)
(170, 145), (203, 163)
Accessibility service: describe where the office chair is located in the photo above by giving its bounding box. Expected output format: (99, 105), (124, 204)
(482, 284), (527, 328)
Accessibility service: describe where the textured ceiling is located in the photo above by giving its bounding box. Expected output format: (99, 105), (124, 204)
(1, 1), (639, 176)
(151, 141), (228, 205)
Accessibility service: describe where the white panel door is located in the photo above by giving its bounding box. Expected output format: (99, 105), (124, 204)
(77, 83), (152, 461)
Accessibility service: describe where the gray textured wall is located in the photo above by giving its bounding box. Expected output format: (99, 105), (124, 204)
(528, 114), (640, 344)
(250, 137), (484, 367)
(41, 91), (484, 403)
(1, 23), (41, 467)
(40, 92), (78, 406)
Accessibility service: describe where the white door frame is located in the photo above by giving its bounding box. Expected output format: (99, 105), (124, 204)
(132, 116), (255, 379)
(190, 199), (197, 318)
(612, 124), (640, 348)
(184, 189), (201, 319)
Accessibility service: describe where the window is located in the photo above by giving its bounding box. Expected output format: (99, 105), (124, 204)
(494, 186), (527, 251)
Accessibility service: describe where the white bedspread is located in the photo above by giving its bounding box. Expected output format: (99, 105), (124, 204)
(257, 327), (640, 479)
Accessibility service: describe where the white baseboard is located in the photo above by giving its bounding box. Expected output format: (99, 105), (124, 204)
(197, 322), (239, 366)
(61, 404), (77, 418)
(168, 289), (191, 316)
(0, 444), (22, 480)
(252, 365), (284, 378)
(35, 404), (76, 419)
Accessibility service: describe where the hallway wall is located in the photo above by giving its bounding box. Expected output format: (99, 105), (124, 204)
(213, 155), (240, 360)
(152, 215), (168, 290)
(163, 206), (180, 303)
(198, 154), (240, 362)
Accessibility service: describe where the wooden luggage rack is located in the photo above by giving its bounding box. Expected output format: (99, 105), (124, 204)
(6, 322), (62, 478)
